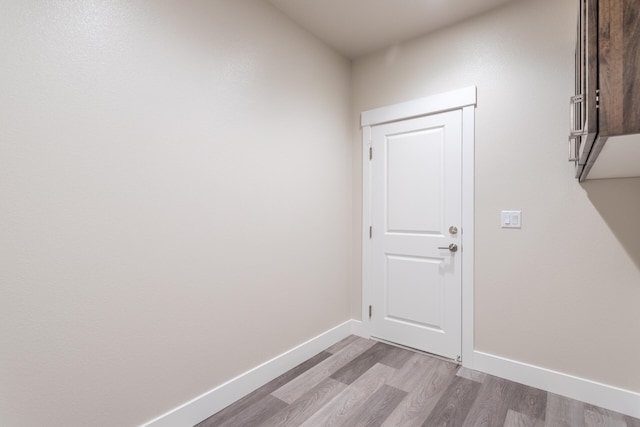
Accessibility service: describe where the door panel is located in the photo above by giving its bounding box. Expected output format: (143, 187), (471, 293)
(371, 110), (462, 360)
(386, 255), (443, 329)
(386, 129), (444, 234)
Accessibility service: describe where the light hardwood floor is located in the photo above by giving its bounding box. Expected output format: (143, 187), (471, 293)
(197, 336), (640, 427)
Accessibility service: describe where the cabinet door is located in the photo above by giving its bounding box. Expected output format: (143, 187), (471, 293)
(574, 0), (599, 177)
(599, 0), (640, 137)
(571, 0), (582, 166)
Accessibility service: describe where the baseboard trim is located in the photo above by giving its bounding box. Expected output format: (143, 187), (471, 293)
(472, 350), (640, 419)
(350, 319), (367, 338)
(141, 324), (640, 425)
(141, 320), (359, 427)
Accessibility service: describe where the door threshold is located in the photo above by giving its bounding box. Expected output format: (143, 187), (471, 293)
(370, 336), (460, 365)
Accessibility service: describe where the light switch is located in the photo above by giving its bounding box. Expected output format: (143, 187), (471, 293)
(501, 210), (522, 229)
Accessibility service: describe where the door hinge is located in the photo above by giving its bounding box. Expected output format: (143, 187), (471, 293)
(596, 89), (600, 109)
(369, 226), (372, 239)
(369, 146), (372, 160)
(369, 305), (372, 318)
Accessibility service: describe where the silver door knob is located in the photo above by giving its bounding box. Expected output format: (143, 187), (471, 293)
(438, 243), (458, 253)
(449, 226), (458, 235)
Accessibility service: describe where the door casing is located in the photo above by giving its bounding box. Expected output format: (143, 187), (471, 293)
(361, 86), (476, 365)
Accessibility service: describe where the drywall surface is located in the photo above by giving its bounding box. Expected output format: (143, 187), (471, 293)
(0, 1), (351, 425)
(352, 0), (640, 392)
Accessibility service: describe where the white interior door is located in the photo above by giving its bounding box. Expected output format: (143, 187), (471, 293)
(370, 109), (462, 360)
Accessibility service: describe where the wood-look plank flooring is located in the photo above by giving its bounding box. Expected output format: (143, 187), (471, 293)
(196, 336), (640, 427)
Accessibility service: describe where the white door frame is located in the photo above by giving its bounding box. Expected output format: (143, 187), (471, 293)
(361, 86), (476, 366)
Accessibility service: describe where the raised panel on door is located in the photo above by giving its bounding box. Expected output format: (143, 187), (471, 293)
(386, 128), (444, 235)
(385, 255), (445, 331)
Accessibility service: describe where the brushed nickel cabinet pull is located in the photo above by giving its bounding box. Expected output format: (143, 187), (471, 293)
(570, 94), (585, 137)
(568, 135), (579, 163)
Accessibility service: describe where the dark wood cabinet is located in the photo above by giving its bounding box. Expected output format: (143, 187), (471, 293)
(571, 0), (640, 181)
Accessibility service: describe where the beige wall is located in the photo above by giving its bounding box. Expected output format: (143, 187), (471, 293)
(3, 0), (639, 424)
(0, 1), (351, 425)
(352, 0), (640, 393)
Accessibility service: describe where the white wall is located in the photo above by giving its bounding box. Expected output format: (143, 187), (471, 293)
(352, 0), (640, 393)
(0, 1), (352, 425)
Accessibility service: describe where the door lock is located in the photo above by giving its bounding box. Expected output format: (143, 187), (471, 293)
(449, 226), (458, 235)
(438, 243), (458, 253)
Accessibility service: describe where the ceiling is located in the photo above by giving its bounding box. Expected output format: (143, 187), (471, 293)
(267, 0), (518, 59)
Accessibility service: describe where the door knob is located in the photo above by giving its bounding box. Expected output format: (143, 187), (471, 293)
(438, 243), (458, 253)
(449, 226), (458, 235)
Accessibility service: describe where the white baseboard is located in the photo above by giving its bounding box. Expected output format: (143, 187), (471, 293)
(141, 323), (639, 425)
(350, 319), (367, 338)
(471, 350), (640, 419)
(141, 320), (359, 427)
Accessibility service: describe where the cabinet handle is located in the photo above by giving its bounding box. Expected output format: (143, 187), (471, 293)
(568, 135), (579, 163)
(569, 94), (585, 137)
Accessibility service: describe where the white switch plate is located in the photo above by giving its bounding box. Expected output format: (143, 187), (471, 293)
(501, 210), (522, 229)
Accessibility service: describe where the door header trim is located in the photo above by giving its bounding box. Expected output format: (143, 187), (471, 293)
(361, 86), (477, 127)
